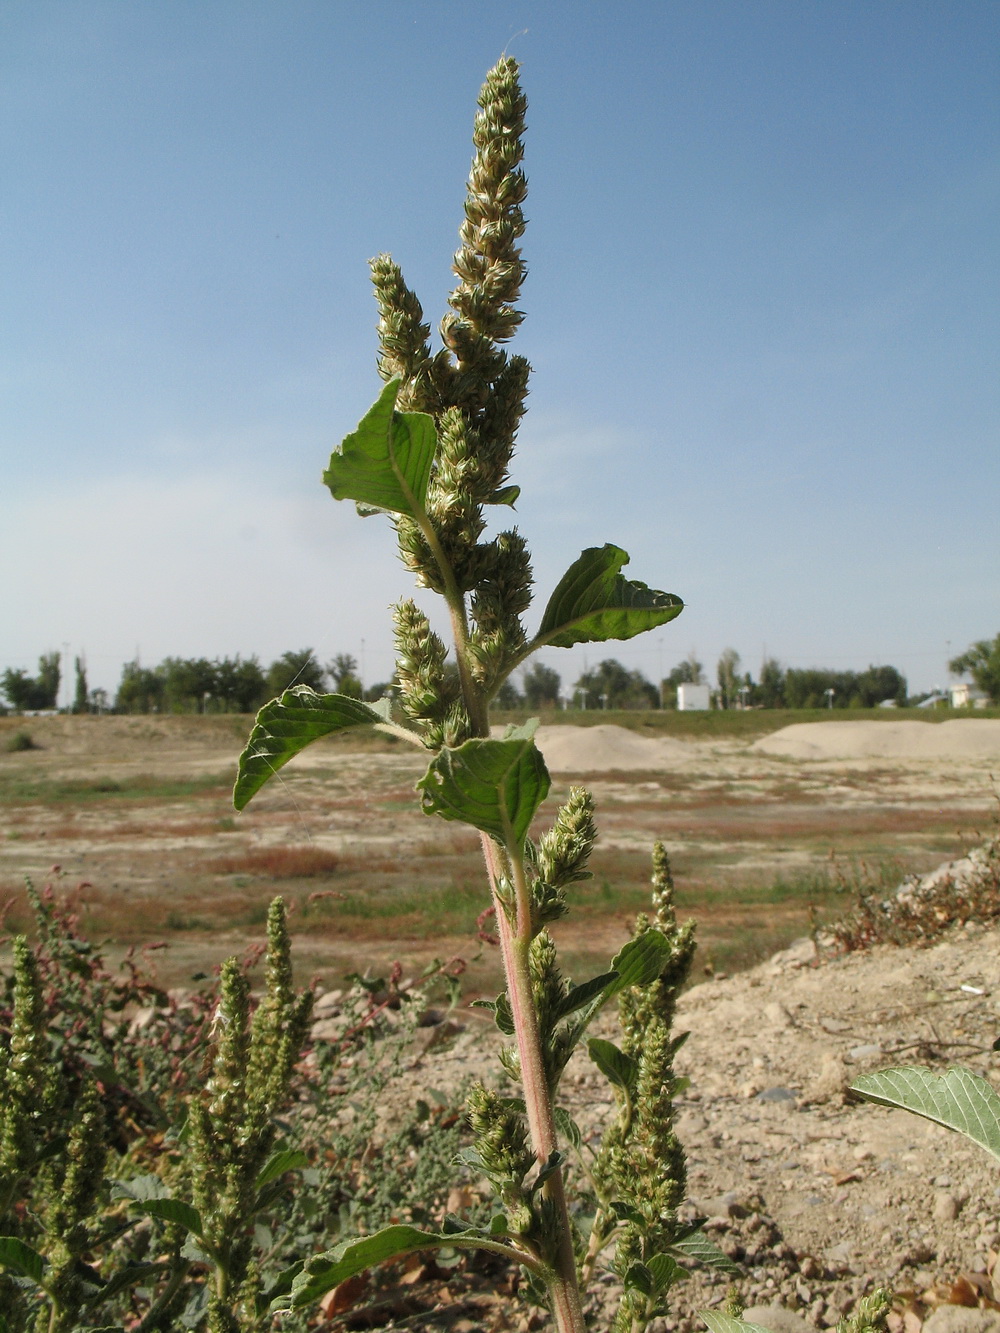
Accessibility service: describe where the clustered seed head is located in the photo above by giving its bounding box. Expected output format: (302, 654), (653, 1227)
(466, 1084), (535, 1235)
(370, 58), (534, 736)
(391, 599), (471, 748)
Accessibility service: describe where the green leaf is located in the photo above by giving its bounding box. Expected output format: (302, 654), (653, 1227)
(647, 1252), (688, 1291)
(488, 485), (520, 506)
(554, 971), (619, 1020)
(670, 1228), (742, 1275)
(0, 1236), (45, 1284)
(587, 1037), (637, 1092)
(83, 1263), (165, 1306)
(323, 377), (438, 517)
(535, 545), (683, 650)
(554, 1106), (582, 1153)
(851, 1066), (1000, 1161)
(611, 930), (672, 988)
(417, 737), (550, 848)
(624, 1261), (654, 1296)
(130, 1198), (204, 1238)
(283, 1225), (497, 1310)
(234, 687), (389, 810)
(700, 1313), (773, 1333)
(110, 1174), (170, 1202)
(563, 930), (672, 1047)
(256, 1148), (310, 1190)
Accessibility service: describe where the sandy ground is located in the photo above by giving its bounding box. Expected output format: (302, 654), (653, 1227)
(368, 910), (1000, 1333)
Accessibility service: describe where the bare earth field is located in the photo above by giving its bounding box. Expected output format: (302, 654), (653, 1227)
(3, 713), (1000, 1330)
(1, 713), (998, 992)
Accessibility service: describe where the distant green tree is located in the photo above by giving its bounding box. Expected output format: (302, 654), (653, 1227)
(328, 652), (363, 699)
(265, 649), (326, 698)
(159, 657), (217, 712)
(659, 653), (704, 708)
(0, 653), (61, 711)
(856, 664), (907, 708)
(784, 667), (857, 709)
(950, 633), (1000, 704)
(522, 661), (561, 708)
(716, 647), (741, 709)
(756, 657), (786, 709)
(575, 658), (658, 710)
(214, 655), (267, 712)
(494, 678), (524, 709)
(73, 656), (89, 713)
(115, 660), (165, 713)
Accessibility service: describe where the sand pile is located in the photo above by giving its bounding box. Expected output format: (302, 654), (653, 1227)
(532, 723), (693, 772)
(753, 718), (1000, 761)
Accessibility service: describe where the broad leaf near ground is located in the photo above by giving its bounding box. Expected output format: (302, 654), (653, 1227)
(279, 1224), (522, 1310)
(533, 545), (683, 650)
(323, 377), (438, 517)
(417, 736), (550, 848)
(851, 1066), (1000, 1162)
(234, 687), (392, 810)
(0, 1236), (45, 1284)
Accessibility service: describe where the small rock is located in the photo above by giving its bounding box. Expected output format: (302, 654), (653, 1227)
(933, 1191), (961, 1222)
(312, 989), (343, 1018)
(804, 1052), (848, 1104)
(756, 1086), (798, 1104)
(847, 1043), (882, 1060)
(764, 1001), (794, 1028)
(923, 1309), (1000, 1333)
(741, 1305), (814, 1333)
(309, 1017), (344, 1043)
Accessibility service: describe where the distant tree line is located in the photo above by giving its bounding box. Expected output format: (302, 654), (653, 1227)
(10, 634), (998, 714)
(493, 651), (910, 711)
(112, 649), (389, 715)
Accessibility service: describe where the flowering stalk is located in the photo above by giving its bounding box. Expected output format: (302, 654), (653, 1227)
(235, 54), (685, 1332)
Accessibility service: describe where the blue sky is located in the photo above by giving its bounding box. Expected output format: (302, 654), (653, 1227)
(3, 1), (998, 701)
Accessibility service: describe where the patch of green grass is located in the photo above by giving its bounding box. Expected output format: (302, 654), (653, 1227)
(5, 730), (38, 753)
(0, 771), (233, 805)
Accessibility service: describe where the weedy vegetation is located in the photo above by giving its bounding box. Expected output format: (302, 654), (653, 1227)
(3, 50), (987, 1333)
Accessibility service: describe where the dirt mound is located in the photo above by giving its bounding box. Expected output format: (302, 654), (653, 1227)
(753, 719), (1000, 761)
(533, 723), (694, 772)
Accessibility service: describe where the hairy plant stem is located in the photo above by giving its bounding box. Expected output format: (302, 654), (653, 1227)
(479, 832), (587, 1333)
(412, 505), (489, 737)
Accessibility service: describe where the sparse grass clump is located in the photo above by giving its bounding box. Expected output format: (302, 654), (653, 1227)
(5, 730), (37, 753)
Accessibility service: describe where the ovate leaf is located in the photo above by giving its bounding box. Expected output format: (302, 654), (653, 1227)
(256, 1148), (310, 1190)
(647, 1252), (688, 1292)
(670, 1228), (742, 1275)
(0, 1236), (45, 1284)
(700, 1314), (772, 1333)
(235, 687), (390, 810)
(417, 737), (550, 848)
(323, 377), (437, 517)
(587, 1037), (637, 1093)
(534, 545), (683, 650)
(283, 1224), (499, 1310)
(554, 971), (619, 1020)
(563, 930), (672, 1046)
(851, 1066), (1000, 1161)
(130, 1198), (204, 1238)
